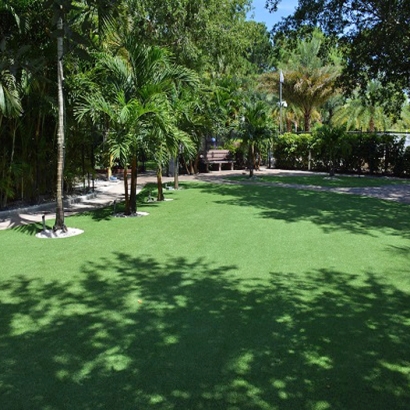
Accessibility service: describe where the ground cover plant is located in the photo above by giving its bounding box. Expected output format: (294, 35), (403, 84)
(228, 174), (410, 187)
(1, 182), (410, 409)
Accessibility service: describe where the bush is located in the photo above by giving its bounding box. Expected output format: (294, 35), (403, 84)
(312, 126), (350, 176)
(273, 133), (313, 170)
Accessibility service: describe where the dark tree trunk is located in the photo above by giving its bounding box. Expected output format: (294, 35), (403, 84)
(304, 110), (311, 132)
(156, 166), (164, 201)
(123, 167), (131, 215)
(248, 143), (254, 178)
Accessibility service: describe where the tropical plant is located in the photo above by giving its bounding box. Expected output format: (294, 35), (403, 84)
(238, 99), (275, 177)
(76, 90), (157, 214)
(77, 26), (199, 206)
(332, 81), (392, 132)
(313, 125), (350, 176)
(261, 30), (341, 132)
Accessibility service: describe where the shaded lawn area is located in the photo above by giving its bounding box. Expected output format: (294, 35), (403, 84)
(228, 174), (410, 187)
(1, 182), (410, 409)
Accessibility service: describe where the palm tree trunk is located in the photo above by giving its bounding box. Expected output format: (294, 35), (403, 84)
(248, 143), (254, 178)
(130, 155), (137, 213)
(107, 153), (113, 179)
(174, 155), (179, 190)
(288, 118), (294, 132)
(157, 166), (164, 201)
(53, 11), (67, 232)
(193, 154), (200, 174)
(304, 110), (311, 132)
(255, 148), (261, 170)
(369, 116), (375, 133)
(123, 167), (130, 215)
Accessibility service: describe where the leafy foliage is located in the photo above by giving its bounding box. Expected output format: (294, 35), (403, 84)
(261, 30), (341, 131)
(267, 0), (410, 103)
(273, 129), (409, 176)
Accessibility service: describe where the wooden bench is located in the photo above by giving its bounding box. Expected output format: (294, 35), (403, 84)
(202, 150), (235, 171)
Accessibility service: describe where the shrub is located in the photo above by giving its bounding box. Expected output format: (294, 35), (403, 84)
(312, 126), (350, 176)
(274, 133), (313, 170)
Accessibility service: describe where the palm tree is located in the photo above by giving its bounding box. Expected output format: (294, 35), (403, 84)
(103, 33), (198, 202)
(239, 100), (274, 177)
(53, 4), (67, 231)
(77, 35), (199, 206)
(332, 81), (391, 132)
(76, 88), (157, 214)
(146, 100), (195, 200)
(261, 32), (341, 132)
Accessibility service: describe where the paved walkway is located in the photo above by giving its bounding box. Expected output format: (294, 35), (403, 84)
(1, 168), (409, 230)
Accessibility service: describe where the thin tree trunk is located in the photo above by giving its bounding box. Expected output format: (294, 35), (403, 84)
(174, 155), (179, 190)
(181, 155), (190, 175)
(123, 167), (130, 215)
(0, 157), (7, 208)
(54, 11), (67, 232)
(255, 148), (261, 170)
(248, 143), (254, 178)
(130, 155), (137, 213)
(157, 166), (164, 201)
(2, 121), (18, 208)
(107, 154), (113, 179)
(193, 153), (200, 174)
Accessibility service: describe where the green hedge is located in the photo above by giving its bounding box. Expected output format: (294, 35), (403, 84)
(273, 128), (409, 176)
(274, 133), (314, 170)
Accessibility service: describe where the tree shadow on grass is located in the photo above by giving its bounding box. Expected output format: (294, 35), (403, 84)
(12, 221), (51, 236)
(1, 254), (409, 409)
(190, 182), (410, 238)
(73, 204), (156, 224)
(83, 185), (162, 222)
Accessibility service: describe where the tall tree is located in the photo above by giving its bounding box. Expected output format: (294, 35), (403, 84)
(260, 31), (340, 131)
(53, 2), (67, 231)
(125, 0), (270, 76)
(267, 0), (410, 102)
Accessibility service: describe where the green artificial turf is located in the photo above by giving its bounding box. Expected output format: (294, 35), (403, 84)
(228, 174), (410, 187)
(1, 182), (410, 409)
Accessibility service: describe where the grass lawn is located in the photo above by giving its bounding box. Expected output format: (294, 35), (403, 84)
(228, 174), (410, 187)
(1, 182), (410, 409)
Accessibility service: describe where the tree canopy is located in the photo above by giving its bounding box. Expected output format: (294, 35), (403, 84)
(266, 0), (410, 95)
(261, 30), (341, 131)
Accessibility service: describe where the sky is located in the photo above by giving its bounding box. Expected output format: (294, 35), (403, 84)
(247, 0), (299, 30)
